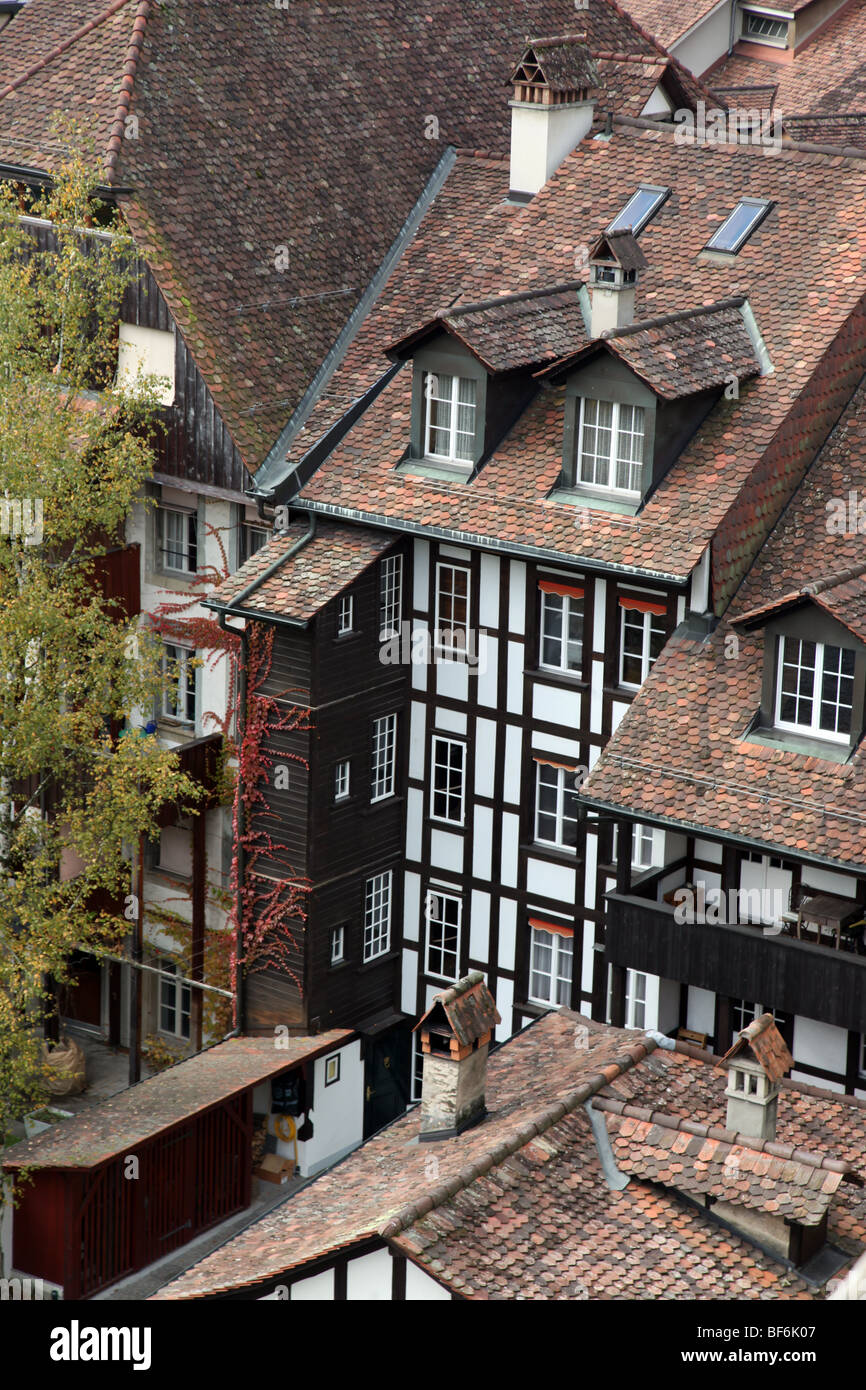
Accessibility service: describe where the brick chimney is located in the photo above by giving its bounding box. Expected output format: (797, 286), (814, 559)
(414, 972), (501, 1141)
(588, 229), (647, 337)
(720, 1013), (793, 1142)
(508, 37), (599, 200)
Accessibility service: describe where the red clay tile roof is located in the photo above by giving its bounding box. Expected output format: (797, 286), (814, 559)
(581, 371), (866, 868)
(736, 564), (866, 646)
(151, 1012), (866, 1300)
(622, 0), (724, 49)
(1, 1032), (352, 1171)
(286, 122), (866, 603)
(545, 298), (761, 399)
(210, 521), (394, 624)
(0, 0), (711, 472)
(389, 283), (588, 373)
(603, 1110), (849, 1225)
(708, 0), (866, 149)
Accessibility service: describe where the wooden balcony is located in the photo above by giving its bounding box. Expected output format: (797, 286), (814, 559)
(605, 870), (866, 1034)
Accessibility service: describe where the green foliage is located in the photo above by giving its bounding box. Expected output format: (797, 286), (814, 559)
(0, 148), (202, 1134)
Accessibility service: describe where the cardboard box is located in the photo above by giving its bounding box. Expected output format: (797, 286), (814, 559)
(254, 1154), (295, 1185)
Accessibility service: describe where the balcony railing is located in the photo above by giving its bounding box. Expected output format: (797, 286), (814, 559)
(605, 864), (866, 1034)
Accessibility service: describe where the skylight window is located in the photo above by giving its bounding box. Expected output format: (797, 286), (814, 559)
(607, 185), (670, 236)
(705, 198), (771, 254)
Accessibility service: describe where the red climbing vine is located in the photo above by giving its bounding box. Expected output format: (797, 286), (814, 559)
(230, 622), (314, 1019)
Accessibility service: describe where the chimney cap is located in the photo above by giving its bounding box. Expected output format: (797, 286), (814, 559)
(414, 971), (501, 1048)
(509, 35), (600, 100)
(589, 229), (648, 273)
(720, 1012), (793, 1083)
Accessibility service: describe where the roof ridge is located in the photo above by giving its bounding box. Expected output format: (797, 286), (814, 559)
(804, 561), (866, 595)
(594, 1096), (854, 1174)
(104, 0), (151, 184)
(379, 1035), (658, 1238)
(613, 112), (866, 162)
(0, 0), (135, 104)
(446, 280), (583, 319)
(602, 296), (747, 341)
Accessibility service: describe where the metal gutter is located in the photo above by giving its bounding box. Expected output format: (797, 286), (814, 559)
(254, 145), (458, 496)
(288, 498), (693, 587)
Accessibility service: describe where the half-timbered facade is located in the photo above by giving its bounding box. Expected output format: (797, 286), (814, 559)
(582, 371), (866, 1095)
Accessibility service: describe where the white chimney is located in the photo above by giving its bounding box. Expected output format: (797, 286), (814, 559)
(508, 37), (599, 200)
(721, 1013), (793, 1142)
(414, 972), (501, 1141)
(587, 229), (647, 338)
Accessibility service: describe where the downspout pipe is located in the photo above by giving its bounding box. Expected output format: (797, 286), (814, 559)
(211, 513), (318, 1033)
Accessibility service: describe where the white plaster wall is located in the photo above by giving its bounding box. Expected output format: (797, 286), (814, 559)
(401, 948), (419, 1014)
(532, 682), (582, 728)
(687, 986), (716, 1037)
(405, 1260), (452, 1300)
(297, 1042), (364, 1176)
(670, 2), (731, 75)
(497, 897), (517, 971)
(286, 1270), (334, 1300)
(346, 1247), (394, 1299)
(792, 1016), (848, 1079)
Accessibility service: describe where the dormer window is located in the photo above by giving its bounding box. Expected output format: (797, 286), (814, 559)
(423, 372), (476, 464)
(775, 637), (855, 742)
(576, 399), (645, 496)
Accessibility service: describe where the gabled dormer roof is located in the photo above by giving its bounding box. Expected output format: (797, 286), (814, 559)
(539, 297), (763, 400)
(589, 228), (648, 270)
(386, 282), (587, 373)
(734, 564), (866, 645)
(509, 34), (600, 101)
(414, 971), (500, 1046)
(721, 1013), (794, 1082)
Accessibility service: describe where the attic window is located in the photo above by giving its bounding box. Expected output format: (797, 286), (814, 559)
(607, 185), (670, 236)
(775, 637), (855, 742)
(706, 198), (771, 254)
(423, 372), (476, 464)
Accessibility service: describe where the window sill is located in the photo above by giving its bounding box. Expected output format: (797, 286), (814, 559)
(523, 841), (579, 864)
(363, 796), (403, 815)
(740, 722), (855, 765)
(532, 666), (588, 691)
(396, 458), (474, 484)
(549, 485), (641, 517)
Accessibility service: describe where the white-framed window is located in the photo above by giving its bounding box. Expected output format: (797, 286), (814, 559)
(430, 736), (465, 825)
(613, 821), (656, 870)
(539, 585), (583, 672)
(575, 398), (645, 495)
(625, 969), (647, 1030)
(423, 371), (477, 463)
(371, 713), (397, 801)
(159, 961), (191, 1040)
(161, 642), (197, 725)
(239, 521), (269, 567)
(334, 760), (351, 802)
(157, 505), (197, 574)
(528, 923), (573, 1007)
(330, 926), (345, 965)
(774, 637), (855, 742)
(534, 762), (579, 850)
(363, 871), (392, 961)
(619, 601), (666, 688)
(411, 1031), (425, 1102)
(435, 562), (470, 659)
(425, 889), (461, 981)
(732, 999), (787, 1038)
(379, 554), (403, 639)
(741, 9), (788, 44)
(337, 593), (354, 636)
